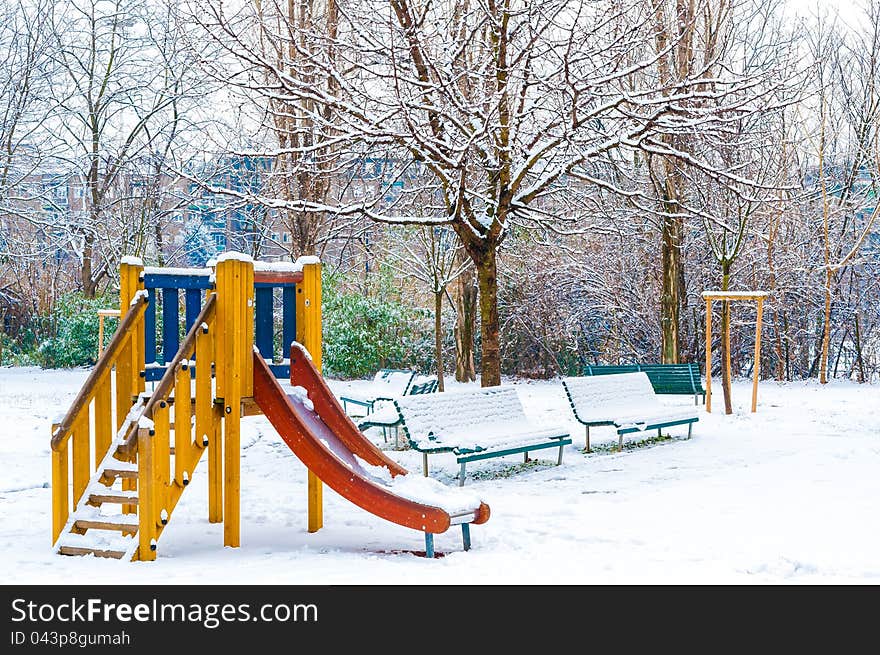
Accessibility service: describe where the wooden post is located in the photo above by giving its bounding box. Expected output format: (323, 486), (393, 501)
(297, 260), (323, 533)
(214, 254), (254, 548)
(137, 427), (156, 561)
(154, 400), (171, 525)
(71, 414), (90, 509)
(51, 443), (69, 543)
(752, 297), (764, 413)
(195, 318), (222, 523)
(94, 371), (112, 468)
(118, 259), (144, 515)
(174, 362), (192, 486)
(705, 298), (712, 413)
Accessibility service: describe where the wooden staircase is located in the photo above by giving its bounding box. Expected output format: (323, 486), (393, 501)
(51, 287), (219, 562)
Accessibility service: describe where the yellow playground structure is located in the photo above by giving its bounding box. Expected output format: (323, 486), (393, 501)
(50, 252), (489, 561)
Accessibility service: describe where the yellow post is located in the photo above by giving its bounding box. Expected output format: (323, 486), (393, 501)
(71, 413), (90, 509)
(118, 260), (144, 516)
(94, 370), (112, 468)
(119, 258), (145, 398)
(174, 362), (192, 486)
(51, 442), (69, 543)
(704, 298), (712, 413)
(195, 321), (222, 522)
(153, 400), (171, 528)
(137, 427), (156, 561)
(752, 297), (764, 413)
(297, 259), (323, 532)
(214, 254), (253, 548)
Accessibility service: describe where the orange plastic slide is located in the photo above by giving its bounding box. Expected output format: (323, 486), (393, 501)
(252, 348), (490, 536)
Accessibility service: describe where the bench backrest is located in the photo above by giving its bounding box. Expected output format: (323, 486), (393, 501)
(638, 363), (704, 395)
(562, 372), (658, 424)
(584, 363), (704, 395)
(394, 386), (527, 450)
(371, 369), (416, 397)
(407, 376), (438, 396)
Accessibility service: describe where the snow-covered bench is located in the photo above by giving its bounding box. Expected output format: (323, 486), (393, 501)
(374, 386), (572, 486)
(339, 369), (417, 417)
(562, 372), (699, 452)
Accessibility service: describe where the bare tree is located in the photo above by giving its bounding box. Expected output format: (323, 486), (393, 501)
(45, 0), (193, 295)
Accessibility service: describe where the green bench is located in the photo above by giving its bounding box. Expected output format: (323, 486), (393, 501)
(362, 386), (571, 485)
(339, 369), (417, 417)
(562, 372), (699, 452)
(583, 362), (706, 405)
(358, 376), (439, 444)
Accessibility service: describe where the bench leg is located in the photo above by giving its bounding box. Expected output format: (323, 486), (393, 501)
(585, 425), (591, 453)
(657, 428), (662, 438)
(422, 452), (429, 477)
(618, 433), (623, 452)
(458, 462), (467, 486)
(461, 523), (471, 551)
(523, 451), (529, 463)
(688, 423), (693, 439)
(424, 533), (435, 558)
(557, 443), (564, 465)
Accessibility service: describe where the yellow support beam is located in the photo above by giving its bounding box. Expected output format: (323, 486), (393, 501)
(71, 413), (90, 510)
(214, 255), (253, 548)
(137, 427), (156, 561)
(154, 400), (171, 526)
(297, 260), (324, 533)
(195, 319), (222, 523)
(51, 443), (68, 543)
(94, 370), (112, 468)
(174, 363), (192, 487)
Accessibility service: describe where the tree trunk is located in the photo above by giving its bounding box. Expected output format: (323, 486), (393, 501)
(454, 266), (477, 382)
(660, 212), (682, 364)
(434, 290), (445, 391)
(475, 247), (500, 387)
(720, 262), (733, 415)
(853, 312), (865, 383)
(819, 268), (833, 384)
(81, 235), (96, 298)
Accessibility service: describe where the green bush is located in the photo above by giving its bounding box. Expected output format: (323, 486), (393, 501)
(36, 292), (119, 369)
(322, 270), (434, 378)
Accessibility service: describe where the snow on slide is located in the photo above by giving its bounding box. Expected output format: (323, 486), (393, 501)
(252, 348), (490, 534)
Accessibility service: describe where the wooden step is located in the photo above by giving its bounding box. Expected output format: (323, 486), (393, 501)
(74, 519), (138, 534)
(103, 468), (138, 479)
(87, 493), (138, 506)
(99, 468), (138, 486)
(59, 546), (127, 559)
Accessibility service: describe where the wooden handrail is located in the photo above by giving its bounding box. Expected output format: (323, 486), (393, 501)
(51, 292), (149, 451)
(117, 293), (217, 455)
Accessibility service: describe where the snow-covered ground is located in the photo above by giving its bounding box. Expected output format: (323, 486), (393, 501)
(1, 365), (878, 584)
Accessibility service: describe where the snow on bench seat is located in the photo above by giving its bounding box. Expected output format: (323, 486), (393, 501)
(562, 372), (699, 452)
(391, 386), (572, 485)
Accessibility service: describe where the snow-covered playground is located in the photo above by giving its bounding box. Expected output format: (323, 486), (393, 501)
(2, 365), (878, 585)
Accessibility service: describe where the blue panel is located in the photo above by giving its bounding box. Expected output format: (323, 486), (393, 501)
(254, 281), (297, 288)
(255, 287), (274, 359)
(268, 363), (290, 379)
(282, 286), (296, 359)
(162, 288), (179, 364)
(144, 288), (157, 366)
(185, 288), (201, 333)
(143, 273), (212, 290)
